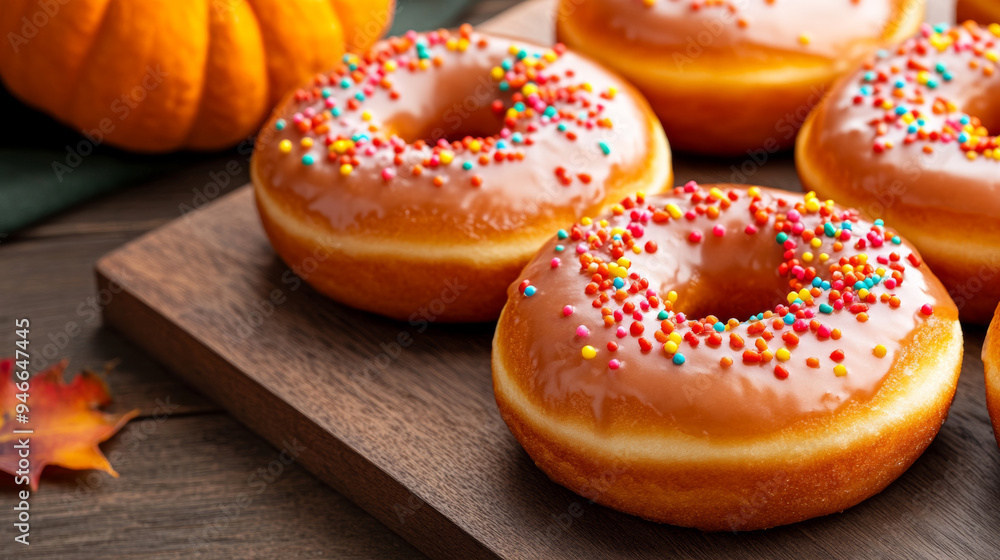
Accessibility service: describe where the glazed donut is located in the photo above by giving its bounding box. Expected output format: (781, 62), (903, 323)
(797, 22), (1000, 323)
(251, 26), (670, 321)
(985, 304), (1000, 449)
(958, 0), (1000, 26)
(493, 183), (961, 530)
(555, 0), (924, 155)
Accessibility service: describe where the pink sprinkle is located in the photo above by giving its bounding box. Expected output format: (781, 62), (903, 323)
(381, 168), (395, 182)
(608, 359), (621, 370)
(683, 181), (698, 192)
(745, 225), (758, 235)
(616, 326), (627, 338)
(562, 305), (574, 317)
(787, 209), (801, 222)
(576, 243), (588, 254)
(793, 319), (809, 332)
(884, 278), (897, 289)
(817, 325), (832, 338)
(639, 300), (650, 311)
(713, 224), (725, 237)
(551, 258), (561, 268)
(688, 231), (703, 243)
(921, 304), (934, 316)
(576, 326), (590, 337)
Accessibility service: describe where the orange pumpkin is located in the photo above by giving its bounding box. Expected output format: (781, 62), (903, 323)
(0, 0), (394, 152)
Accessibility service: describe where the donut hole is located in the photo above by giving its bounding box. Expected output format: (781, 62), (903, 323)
(659, 247), (790, 322)
(964, 93), (1000, 133)
(382, 83), (507, 145)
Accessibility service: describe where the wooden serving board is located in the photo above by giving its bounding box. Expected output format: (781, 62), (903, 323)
(98, 1), (1000, 558)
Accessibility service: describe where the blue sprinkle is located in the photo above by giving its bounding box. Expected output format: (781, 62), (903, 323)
(301, 154), (315, 166)
(322, 88), (333, 98)
(557, 229), (569, 239)
(274, 119), (286, 131)
(342, 54), (352, 63)
(713, 322), (725, 332)
(943, 72), (953, 82)
(892, 236), (901, 245)
(524, 285), (537, 297)
(501, 60), (512, 70)
(658, 310), (670, 320)
(854, 281), (866, 291)
(511, 132), (524, 143)
(842, 221), (852, 231)
(876, 49), (889, 58)
(812, 277), (822, 287)
(935, 62), (947, 73)
(613, 278), (625, 289)
(819, 303), (834, 314)
(462, 161), (473, 170)
(554, 244), (565, 252)
(783, 314), (795, 325)
(557, 123), (568, 132)
(894, 79), (906, 89)
(612, 234), (622, 241)
(340, 79), (351, 89)
(496, 140), (508, 150)
(822, 281), (831, 290)
(598, 141), (611, 156)
(672, 353), (686, 365)
(517, 49), (528, 60)
(874, 219), (884, 226)
(895, 106), (908, 115)
(544, 106), (557, 118)
(331, 107), (342, 117)
(824, 222), (836, 237)
(354, 92), (366, 102)
(863, 71), (877, 82)
(499, 81), (509, 92)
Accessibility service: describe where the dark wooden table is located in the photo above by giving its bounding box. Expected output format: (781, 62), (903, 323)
(0, 0), (972, 558)
(0, 4), (523, 558)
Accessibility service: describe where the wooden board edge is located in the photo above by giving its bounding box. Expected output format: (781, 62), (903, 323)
(94, 257), (500, 560)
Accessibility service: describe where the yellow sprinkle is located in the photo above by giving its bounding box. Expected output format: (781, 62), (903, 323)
(340, 164), (353, 175)
(607, 86), (617, 98)
(873, 345), (887, 358)
(582, 82), (593, 92)
(278, 139), (292, 153)
(858, 288), (869, 299)
(834, 364), (848, 377)
(632, 245), (641, 254)
(581, 216), (592, 226)
(418, 58), (430, 70)
(457, 38), (470, 52)
(805, 199), (821, 213)
(967, 151), (978, 160)
(610, 227), (625, 236)
(543, 50), (558, 62)
(798, 33), (811, 45)
(748, 186), (761, 198)
(798, 288), (813, 303)
(668, 332), (682, 344)
(612, 266), (627, 278)
(508, 44), (520, 55)
(617, 257), (631, 268)
(776, 348), (791, 362)
(664, 341), (679, 354)
(361, 111), (372, 122)
(810, 237), (822, 248)
(599, 219), (609, 227)
(819, 252), (830, 262)
(439, 150), (454, 165)
(300, 137), (313, 148)
(990, 23), (1000, 37)
(667, 290), (678, 303)
(522, 83), (538, 96)
(491, 66), (505, 80)
(802, 252), (814, 262)
(383, 60), (397, 72)
(581, 345), (597, 359)
(666, 204), (682, 219)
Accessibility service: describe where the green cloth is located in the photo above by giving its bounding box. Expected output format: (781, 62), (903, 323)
(0, 0), (477, 233)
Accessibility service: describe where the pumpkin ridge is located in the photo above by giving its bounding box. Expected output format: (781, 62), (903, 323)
(62, 0), (120, 132)
(180, 0), (217, 147)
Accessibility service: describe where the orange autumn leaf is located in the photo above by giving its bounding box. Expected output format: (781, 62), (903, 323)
(0, 358), (139, 490)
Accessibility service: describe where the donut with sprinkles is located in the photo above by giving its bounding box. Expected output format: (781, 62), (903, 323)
(556, 0), (924, 154)
(492, 182), (961, 530)
(251, 26), (671, 321)
(798, 21), (1000, 322)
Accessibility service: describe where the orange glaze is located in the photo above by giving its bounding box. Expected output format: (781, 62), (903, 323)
(251, 26), (671, 321)
(958, 0), (1000, 26)
(501, 184), (953, 438)
(797, 21), (1000, 322)
(556, 0), (924, 154)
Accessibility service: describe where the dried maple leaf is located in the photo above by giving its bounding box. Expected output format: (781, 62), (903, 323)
(0, 358), (139, 490)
